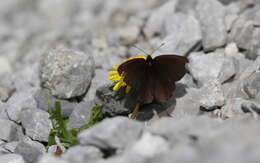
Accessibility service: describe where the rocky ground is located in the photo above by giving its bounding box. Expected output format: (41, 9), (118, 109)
(0, 0), (260, 163)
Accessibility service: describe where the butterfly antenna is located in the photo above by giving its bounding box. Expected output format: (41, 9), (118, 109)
(150, 42), (166, 55)
(132, 45), (149, 56)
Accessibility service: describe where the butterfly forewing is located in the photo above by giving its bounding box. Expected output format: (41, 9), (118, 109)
(118, 58), (146, 89)
(153, 55), (188, 82)
(151, 55), (188, 102)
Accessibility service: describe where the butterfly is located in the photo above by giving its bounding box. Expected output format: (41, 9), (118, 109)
(118, 54), (189, 104)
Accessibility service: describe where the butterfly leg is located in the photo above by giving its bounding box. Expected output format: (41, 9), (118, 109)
(130, 103), (140, 119)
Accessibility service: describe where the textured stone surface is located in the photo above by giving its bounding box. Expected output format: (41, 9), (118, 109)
(68, 101), (93, 129)
(0, 154), (26, 163)
(40, 48), (95, 99)
(241, 100), (260, 114)
(118, 26), (140, 46)
(0, 84), (15, 102)
(84, 69), (110, 101)
(95, 84), (136, 116)
(143, 0), (176, 38)
(38, 154), (70, 163)
(199, 80), (225, 111)
(0, 0), (260, 163)
(243, 72), (260, 98)
(78, 117), (143, 151)
(196, 0), (227, 51)
(158, 13), (201, 56)
(230, 16), (254, 50)
(15, 139), (46, 163)
(34, 89), (76, 118)
(188, 52), (235, 86)
(0, 142), (19, 154)
(20, 108), (52, 142)
(0, 119), (19, 142)
(6, 89), (37, 123)
(62, 145), (103, 163)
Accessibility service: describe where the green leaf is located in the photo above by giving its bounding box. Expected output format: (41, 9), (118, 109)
(47, 101), (106, 149)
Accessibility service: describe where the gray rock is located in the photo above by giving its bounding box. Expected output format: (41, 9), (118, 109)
(224, 43), (254, 80)
(38, 154), (70, 163)
(223, 58), (260, 100)
(0, 84), (15, 102)
(221, 98), (249, 118)
(225, 14), (238, 32)
(242, 72), (260, 99)
(159, 13), (201, 56)
(15, 139), (46, 163)
(0, 102), (9, 120)
(224, 3), (240, 32)
(100, 133), (170, 163)
(241, 100), (260, 114)
(217, 56), (236, 83)
(62, 145), (103, 163)
(1, 142), (19, 154)
(146, 145), (198, 163)
(196, 0), (227, 51)
(98, 152), (147, 163)
(20, 108), (52, 142)
(218, 0), (239, 5)
(37, 0), (77, 27)
(169, 87), (201, 117)
(126, 132), (170, 157)
(199, 80), (225, 111)
(174, 0), (198, 16)
(0, 119), (19, 142)
(34, 89), (76, 118)
(0, 56), (12, 76)
(143, 0), (177, 38)
(229, 17), (254, 50)
(250, 27), (260, 59)
(135, 103), (170, 121)
(92, 47), (123, 70)
(118, 26), (140, 46)
(40, 48), (94, 99)
(0, 154), (26, 163)
(224, 42), (239, 57)
(229, 7), (260, 59)
(146, 116), (260, 163)
(254, 9), (260, 26)
(95, 84), (136, 116)
(84, 69), (110, 101)
(146, 116), (222, 145)
(188, 51), (235, 86)
(6, 89), (37, 123)
(78, 117), (143, 151)
(68, 101), (94, 129)
(238, 57), (260, 81)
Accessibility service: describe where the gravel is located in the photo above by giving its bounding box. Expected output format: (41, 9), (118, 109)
(0, 0), (260, 163)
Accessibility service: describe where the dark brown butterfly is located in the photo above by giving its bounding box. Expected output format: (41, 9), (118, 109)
(118, 54), (189, 104)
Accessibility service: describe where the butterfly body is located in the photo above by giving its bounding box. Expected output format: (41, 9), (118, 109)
(118, 54), (188, 104)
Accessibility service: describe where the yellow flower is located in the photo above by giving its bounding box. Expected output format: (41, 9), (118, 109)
(108, 55), (147, 93)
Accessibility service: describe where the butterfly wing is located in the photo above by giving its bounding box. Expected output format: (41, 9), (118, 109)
(152, 55), (188, 102)
(118, 58), (146, 90)
(153, 55), (189, 81)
